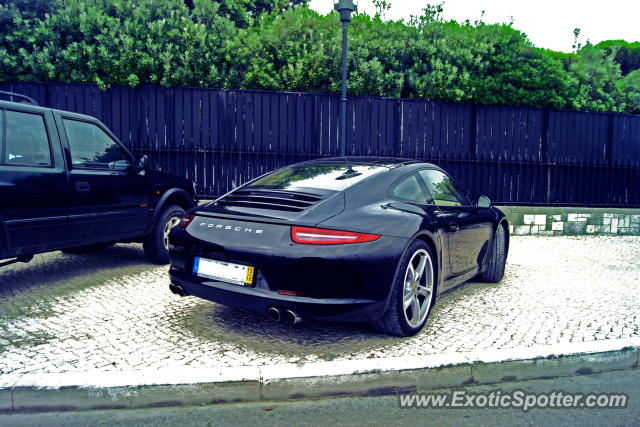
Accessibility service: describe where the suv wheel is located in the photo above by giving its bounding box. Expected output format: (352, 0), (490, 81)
(143, 204), (185, 264)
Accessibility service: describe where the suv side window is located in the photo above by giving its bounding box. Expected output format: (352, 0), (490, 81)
(419, 169), (469, 207)
(63, 119), (131, 170)
(392, 174), (427, 204)
(2, 110), (52, 166)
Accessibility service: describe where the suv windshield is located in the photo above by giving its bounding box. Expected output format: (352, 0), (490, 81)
(248, 163), (389, 192)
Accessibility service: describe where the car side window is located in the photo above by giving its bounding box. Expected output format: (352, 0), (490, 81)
(2, 110), (52, 166)
(419, 169), (468, 207)
(63, 119), (131, 170)
(392, 174), (427, 204)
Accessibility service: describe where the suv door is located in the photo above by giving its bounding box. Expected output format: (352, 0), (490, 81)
(55, 115), (151, 245)
(0, 107), (68, 256)
(418, 169), (493, 275)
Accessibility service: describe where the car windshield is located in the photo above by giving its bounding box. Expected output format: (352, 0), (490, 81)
(247, 163), (389, 192)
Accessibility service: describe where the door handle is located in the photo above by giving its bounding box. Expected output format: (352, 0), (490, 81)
(448, 222), (459, 233)
(75, 182), (90, 193)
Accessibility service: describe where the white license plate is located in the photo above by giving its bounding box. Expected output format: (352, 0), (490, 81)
(192, 257), (254, 286)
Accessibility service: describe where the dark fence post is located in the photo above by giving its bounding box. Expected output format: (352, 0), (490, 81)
(541, 108), (550, 204)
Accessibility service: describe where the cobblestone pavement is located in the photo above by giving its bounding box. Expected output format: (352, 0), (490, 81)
(1, 236), (639, 375)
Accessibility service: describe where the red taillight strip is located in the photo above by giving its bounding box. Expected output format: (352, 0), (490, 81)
(179, 214), (195, 228)
(291, 226), (380, 245)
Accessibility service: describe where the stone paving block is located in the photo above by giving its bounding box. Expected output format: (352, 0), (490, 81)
(261, 355), (472, 400)
(0, 389), (11, 413)
(12, 381), (261, 412)
(565, 221), (587, 235)
(534, 215), (546, 226)
(470, 348), (638, 384)
(11, 368), (262, 411)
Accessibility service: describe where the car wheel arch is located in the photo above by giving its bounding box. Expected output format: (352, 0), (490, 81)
(146, 188), (194, 235)
(381, 231), (441, 313)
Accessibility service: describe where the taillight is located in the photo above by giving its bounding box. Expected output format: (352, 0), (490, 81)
(179, 214), (195, 228)
(291, 226), (380, 245)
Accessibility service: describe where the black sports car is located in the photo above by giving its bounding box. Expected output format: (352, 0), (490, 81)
(168, 158), (509, 336)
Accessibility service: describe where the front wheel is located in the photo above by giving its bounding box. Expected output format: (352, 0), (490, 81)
(372, 240), (436, 336)
(143, 204), (185, 264)
(481, 225), (507, 283)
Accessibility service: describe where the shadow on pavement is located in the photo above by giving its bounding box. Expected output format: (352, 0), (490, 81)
(174, 301), (400, 357)
(0, 244), (156, 297)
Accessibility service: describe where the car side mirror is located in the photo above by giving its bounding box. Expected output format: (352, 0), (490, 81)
(476, 195), (492, 209)
(134, 154), (148, 173)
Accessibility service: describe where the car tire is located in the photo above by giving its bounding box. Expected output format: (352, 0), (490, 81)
(62, 242), (115, 254)
(143, 204), (185, 264)
(372, 240), (436, 337)
(481, 224), (507, 283)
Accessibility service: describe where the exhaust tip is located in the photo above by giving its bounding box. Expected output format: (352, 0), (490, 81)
(283, 309), (302, 325)
(170, 284), (187, 297)
(268, 307), (281, 322)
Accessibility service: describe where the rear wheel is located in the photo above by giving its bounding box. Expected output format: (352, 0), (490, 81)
(481, 225), (506, 283)
(143, 204), (184, 264)
(372, 240), (436, 337)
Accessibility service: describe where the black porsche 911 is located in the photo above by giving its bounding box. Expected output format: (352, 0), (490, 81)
(168, 157), (509, 336)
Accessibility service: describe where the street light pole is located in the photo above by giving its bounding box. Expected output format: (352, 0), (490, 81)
(334, 1), (357, 157)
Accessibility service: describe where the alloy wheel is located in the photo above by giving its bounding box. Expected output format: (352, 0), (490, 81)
(402, 249), (434, 328)
(163, 216), (182, 250)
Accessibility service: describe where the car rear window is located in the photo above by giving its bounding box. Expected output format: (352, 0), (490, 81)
(2, 110), (52, 166)
(248, 163), (388, 192)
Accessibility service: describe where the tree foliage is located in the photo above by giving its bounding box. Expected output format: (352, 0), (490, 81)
(0, 0), (638, 114)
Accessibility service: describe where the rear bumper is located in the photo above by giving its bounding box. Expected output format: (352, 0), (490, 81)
(169, 271), (385, 322)
(168, 222), (409, 322)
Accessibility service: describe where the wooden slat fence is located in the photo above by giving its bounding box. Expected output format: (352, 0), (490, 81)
(2, 82), (639, 207)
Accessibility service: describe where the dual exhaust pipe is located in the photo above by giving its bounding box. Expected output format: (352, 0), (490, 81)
(168, 285), (301, 325)
(268, 307), (302, 325)
(169, 284), (187, 297)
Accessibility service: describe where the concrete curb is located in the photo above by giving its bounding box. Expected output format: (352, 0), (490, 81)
(1, 337), (638, 413)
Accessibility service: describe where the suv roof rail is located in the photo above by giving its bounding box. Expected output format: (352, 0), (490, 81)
(0, 91), (39, 106)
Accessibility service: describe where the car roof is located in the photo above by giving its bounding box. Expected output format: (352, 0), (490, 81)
(297, 156), (438, 169)
(0, 99), (98, 122)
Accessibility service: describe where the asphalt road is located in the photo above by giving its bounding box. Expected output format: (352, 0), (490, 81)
(2, 369), (638, 426)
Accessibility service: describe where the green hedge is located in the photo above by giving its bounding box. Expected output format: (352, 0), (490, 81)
(0, 0), (638, 113)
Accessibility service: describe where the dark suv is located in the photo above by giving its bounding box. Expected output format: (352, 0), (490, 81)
(0, 92), (197, 265)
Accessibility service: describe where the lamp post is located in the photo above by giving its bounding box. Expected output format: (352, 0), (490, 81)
(334, 0), (357, 157)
